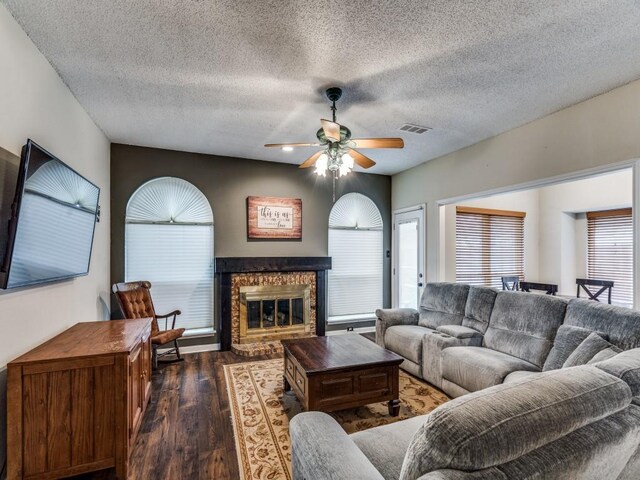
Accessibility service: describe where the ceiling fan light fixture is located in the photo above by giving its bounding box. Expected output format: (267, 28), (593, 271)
(282, 146), (294, 152)
(314, 153), (329, 176)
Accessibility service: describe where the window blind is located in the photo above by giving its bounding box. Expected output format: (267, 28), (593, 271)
(587, 208), (633, 308)
(456, 206), (525, 289)
(125, 177), (214, 332)
(125, 223), (214, 331)
(328, 228), (383, 317)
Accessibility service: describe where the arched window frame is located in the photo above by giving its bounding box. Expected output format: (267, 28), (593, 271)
(125, 177), (214, 334)
(328, 193), (384, 323)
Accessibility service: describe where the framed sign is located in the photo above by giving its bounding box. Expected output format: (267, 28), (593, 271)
(247, 196), (302, 240)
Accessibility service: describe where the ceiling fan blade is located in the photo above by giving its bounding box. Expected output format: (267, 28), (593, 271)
(351, 138), (404, 149)
(264, 142), (320, 148)
(299, 150), (323, 169)
(349, 149), (376, 169)
(320, 119), (341, 142)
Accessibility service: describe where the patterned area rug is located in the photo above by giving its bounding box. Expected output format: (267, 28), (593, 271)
(224, 358), (449, 480)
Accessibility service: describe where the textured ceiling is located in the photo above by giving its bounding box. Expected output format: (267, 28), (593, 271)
(4, 1), (640, 175)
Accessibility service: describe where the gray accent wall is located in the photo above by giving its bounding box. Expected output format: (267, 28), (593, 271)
(110, 144), (391, 343)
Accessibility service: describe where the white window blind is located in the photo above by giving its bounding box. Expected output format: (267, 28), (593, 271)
(456, 206), (525, 289)
(328, 193), (383, 319)
(125, 177), (214, 332)
(587, 208), (633, 308)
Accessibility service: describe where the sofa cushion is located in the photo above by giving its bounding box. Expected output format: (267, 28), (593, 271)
(543, 325), (601, 371)
(462, 286), (497, 334)
(436, 325), (482, 339)
(385, 325), (432, 364)
(441, 346), (539, 392)
(503, 370), (542, 384)
(399, 366), (632, 480)
(594, 348), (640, 397)
(418, 283), (469, 329)
(484, 292), (567, 368)
(351, 414), (429, 480)
(564, 333), (622, 368)
(564, 299), (640, 350)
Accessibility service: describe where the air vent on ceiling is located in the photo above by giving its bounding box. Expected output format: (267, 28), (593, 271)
(399, 123), (432, 134)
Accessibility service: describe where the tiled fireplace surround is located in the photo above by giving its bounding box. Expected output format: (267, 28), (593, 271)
(215, 257), (332, 355)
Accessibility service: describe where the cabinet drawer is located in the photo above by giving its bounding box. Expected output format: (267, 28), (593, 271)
(285, 355), (295, 379)
(295, 368), (306, 394)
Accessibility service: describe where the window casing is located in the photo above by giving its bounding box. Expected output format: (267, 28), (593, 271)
(125, 177), (214, 333)
(328, 193), (383, 322)
(587, 208), (633, 308)
(456, 206), (525, 289)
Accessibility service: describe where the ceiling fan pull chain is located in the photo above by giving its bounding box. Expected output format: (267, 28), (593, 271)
(332, 171), (337, 203)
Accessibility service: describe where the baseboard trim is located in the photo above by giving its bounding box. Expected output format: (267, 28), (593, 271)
(326, 326), (375, 335)
(158, 343), (221, 355)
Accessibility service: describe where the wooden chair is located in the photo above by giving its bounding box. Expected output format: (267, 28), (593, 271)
(576, 278), (614, 304)
(112, 281), (185, 368)
(520, 281), (558, 296)
(501, 276), (520, 291)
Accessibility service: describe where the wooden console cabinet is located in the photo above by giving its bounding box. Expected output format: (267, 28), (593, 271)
(7, 318), (152, 479)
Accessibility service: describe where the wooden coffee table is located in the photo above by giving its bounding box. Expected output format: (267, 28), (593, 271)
(281, 335), (404, 416)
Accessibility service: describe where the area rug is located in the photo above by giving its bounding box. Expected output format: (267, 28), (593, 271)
(224, 359), (449, 480)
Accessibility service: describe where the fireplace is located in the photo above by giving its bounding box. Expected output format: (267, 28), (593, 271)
(216, 257), (331, 354)
(239, 284), (311, 343)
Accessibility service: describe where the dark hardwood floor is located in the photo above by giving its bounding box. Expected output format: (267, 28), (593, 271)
(80, 350), (280, 480)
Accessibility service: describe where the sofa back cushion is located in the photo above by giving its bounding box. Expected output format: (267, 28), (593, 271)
(483, 292), (567, 368)
(543, 324), (600, 371)
(418, 283), (470, 329)
(564, 299), (640, 351)
(462, 286), (497, 333)
(399, 366), (631, 480)
(595, 348), (640, 397)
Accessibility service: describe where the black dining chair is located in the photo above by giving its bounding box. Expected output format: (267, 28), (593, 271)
(501, 276), (520, 291)
(576, 278), (614, 304)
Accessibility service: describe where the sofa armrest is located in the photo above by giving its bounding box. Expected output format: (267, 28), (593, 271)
(422, 332), (484, 388)
(290, 412), (384, 480)
(436, 325), (483, 340)
(375, 308), (419, 347)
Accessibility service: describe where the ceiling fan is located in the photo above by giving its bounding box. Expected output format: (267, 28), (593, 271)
(265, 87), (404, 177)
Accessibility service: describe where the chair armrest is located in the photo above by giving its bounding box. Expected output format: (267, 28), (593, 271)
(290, 412), (384, 480)
(375, 308), (419, 347)
(436, 325), (483, 340)
(155, 310), (181, 329)
(422, 332), (484, 388)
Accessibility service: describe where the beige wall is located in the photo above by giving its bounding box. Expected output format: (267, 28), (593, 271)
(0, 5), (111, 365)
(393, 78), (640, 282)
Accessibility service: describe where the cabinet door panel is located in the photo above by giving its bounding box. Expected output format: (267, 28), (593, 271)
(129, 345), (142, 440)
(71, 367), (95, 465)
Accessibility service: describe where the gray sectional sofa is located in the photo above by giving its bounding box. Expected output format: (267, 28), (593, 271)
(290, 282), (640, 479)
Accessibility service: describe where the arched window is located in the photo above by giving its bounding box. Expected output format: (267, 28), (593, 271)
(125, 177), (214, 334)
(328, 193), (383, 322)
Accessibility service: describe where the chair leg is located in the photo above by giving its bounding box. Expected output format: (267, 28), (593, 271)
(152, 345), (158, 370)
(174, 339), (182, 360)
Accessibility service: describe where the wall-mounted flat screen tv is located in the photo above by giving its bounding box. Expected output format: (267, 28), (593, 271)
(0, 140), (100, 289)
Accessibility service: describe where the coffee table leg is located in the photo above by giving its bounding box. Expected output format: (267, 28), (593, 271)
(283, 375), (291, 392)
(388, 399), (400, 416)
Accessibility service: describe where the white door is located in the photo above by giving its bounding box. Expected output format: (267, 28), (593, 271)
(393, 207), (425, 308)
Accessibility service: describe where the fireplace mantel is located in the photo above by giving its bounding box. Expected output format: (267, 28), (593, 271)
(215, 257), (332, 351)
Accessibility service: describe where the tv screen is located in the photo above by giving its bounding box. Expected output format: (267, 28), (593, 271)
(0, 140), (100, 289)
